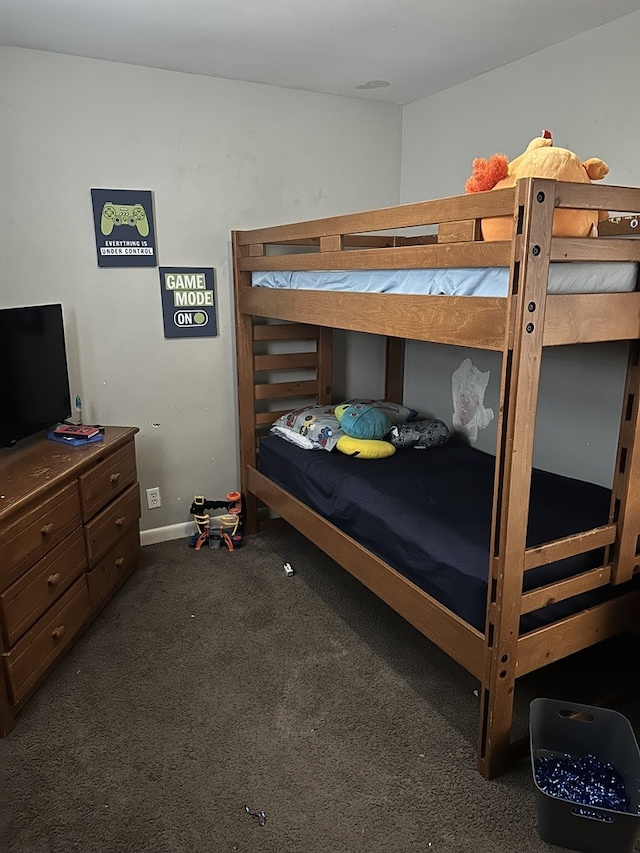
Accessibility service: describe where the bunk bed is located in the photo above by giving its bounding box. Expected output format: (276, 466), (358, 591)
(232, 178), (640, 779)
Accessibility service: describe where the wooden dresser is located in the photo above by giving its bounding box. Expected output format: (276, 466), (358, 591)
(0, 426), (141, 735)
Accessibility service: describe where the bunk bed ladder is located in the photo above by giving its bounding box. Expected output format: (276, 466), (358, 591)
(251, 319), (332, 533)
(232, 231), (332, 534)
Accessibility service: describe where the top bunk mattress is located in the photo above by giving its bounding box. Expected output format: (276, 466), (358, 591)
(258, 435), (636, 634)
(252, 264), (639, 297)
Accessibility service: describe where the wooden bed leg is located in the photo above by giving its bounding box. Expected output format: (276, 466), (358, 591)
(478, 680), (517, 779)
(0, 656), (14, 737)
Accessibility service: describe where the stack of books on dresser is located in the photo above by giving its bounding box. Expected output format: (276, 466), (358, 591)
(48, 424), (103, 445)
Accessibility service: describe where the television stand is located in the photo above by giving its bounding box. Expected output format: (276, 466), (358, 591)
(0, 426), (141, 735)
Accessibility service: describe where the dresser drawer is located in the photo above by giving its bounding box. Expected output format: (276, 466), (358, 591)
(87, 525), (140, 613)
(79, 442), (137, 521)
(3, 576), (91, 707)
(1, 528), (87, 647)
(84, 483), (141, 567)
(0, 482), (81, 589)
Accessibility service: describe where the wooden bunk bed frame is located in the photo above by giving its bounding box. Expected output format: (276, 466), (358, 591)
(232, 178), (640, 779)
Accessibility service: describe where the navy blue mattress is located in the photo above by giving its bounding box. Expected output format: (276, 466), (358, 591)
(258, 435), (629, 633)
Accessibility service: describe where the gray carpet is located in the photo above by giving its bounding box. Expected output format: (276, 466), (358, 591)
(3, 527), (639, 853)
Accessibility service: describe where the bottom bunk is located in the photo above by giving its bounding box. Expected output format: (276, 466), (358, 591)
(249, 434), (640, 777)
(259, 434), (630, 634)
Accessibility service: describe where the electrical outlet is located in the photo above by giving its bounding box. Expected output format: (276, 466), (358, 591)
(146, 487), (161, 509)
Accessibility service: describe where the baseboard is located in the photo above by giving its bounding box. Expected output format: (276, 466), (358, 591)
(140, 521), (194, 546)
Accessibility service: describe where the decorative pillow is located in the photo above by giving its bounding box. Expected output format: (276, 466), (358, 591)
(344, 398), (417, 425)
(334, 402), (392, 440)
(389, 419), (449, 449)
(270, 427), (315, 451)
(271, 404), (343, 451)
(336, 435), (396, 459)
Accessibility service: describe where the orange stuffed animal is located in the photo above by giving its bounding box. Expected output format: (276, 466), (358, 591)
(465, 131), (609, 241)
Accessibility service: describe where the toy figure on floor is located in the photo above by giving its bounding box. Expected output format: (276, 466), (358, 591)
(188, 491), (245, 551)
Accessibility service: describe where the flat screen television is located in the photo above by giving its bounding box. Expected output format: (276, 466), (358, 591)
(0, 303), (72, 448)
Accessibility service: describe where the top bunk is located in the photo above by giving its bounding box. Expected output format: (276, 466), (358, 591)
(232, 179), (640, 350)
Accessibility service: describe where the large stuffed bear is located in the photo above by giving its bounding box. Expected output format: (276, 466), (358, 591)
(464, 131), (609, 241)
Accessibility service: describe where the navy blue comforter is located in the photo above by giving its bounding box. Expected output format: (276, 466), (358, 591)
(258, 435), (627, 633)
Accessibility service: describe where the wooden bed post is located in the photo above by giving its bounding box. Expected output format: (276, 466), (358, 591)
(318, 238), (337, 406)
(609, 340), (640, 583)
(318, 326), (334, 405)
(232, 231), (260, 535)
(478, 178), (556, 779)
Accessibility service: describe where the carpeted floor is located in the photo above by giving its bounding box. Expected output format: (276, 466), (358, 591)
(3, 526), (639, 853)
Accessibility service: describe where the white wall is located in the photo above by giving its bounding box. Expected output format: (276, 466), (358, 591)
(400, 11), (640, 486)
(4, 12), (637, 535)
(1, 47), (402, 534)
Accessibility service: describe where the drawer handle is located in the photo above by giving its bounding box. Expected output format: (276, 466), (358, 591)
(115, 516), (126, 528)
(115, 557), (125, 568)
(110, 472), (122, 485)
(41, 523), (55, 537)
(47, 573), (62, 587)
(52, 625), (66, 641)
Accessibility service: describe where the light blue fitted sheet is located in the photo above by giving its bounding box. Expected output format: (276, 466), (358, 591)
(252, 263), (638, 297)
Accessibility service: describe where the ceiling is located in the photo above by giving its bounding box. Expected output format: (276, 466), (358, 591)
(2, 0), (639, 105)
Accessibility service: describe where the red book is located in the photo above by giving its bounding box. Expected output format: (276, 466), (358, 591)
(53, 424), (100, 439)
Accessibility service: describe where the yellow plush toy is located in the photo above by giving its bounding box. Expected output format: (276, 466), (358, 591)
(465, 131), (609, 241)
(334, 402), (396, 459)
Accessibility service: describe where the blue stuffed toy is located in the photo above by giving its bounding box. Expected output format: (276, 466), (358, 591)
(335, 402), (391, 440)
(334, 402), (395, 459)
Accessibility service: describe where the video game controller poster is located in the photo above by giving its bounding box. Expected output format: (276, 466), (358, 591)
(91, 189), (157, 267)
